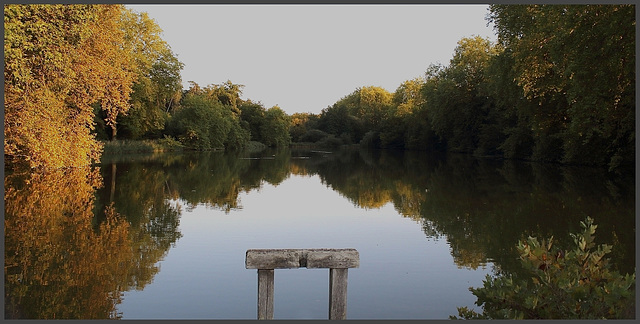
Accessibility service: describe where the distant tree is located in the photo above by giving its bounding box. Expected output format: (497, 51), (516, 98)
(204, 80), (244, 115)
(260, 106), (291, 147)
(356, 86), (393, 130)
(239, 101), (267, 142)
(289, 112), (315, 142)
(168, 82), (249, 150)
(116, 9), (184, 140)
(424, 36), (498, 153)
(168, 85), (229, 149)
(318, 86), (392, 144)
(380, 78), (426, 148)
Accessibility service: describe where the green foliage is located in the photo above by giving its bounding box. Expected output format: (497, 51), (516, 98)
(299, 129), (330, 143)
(118, 44), (184, 140)
(102, 137), (184, 154)
(260, 106), (291, 147)
(168, 92), (219, 149)
(239, 101), (267, 142)
(453, 217), (635, 319)
(166, 82), (251, 150)
(224, 116), (251, 150)
(316, 134), (346, 149)
(311, 86), (393, 145)
(204, 80), (244, 113)
(424, 37), (498, 153)
(289, 112), (318, 142)
(239, 102), (291, 147)
(297, 5), (634, 172)
(488, 4), (635, 168)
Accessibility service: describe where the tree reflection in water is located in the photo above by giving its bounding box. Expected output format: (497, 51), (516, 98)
(5, 168), (134, 319)
(4, 148), (634, 318)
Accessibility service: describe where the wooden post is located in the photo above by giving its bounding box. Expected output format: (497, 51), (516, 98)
(257, 269), (274, 320)
(329, 268), (348, 320)
(246, 249), (359, 320)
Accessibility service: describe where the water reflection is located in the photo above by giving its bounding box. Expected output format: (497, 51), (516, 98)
(4, 148), (634, 318)
(292, 149), (634, 274)
(5, 168), (134, 319)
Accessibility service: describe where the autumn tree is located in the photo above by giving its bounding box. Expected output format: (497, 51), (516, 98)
(4, 4), (135, 169)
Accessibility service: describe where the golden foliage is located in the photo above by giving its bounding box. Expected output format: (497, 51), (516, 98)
(4, 168), (134, 319)
(4, 4), (135, 169)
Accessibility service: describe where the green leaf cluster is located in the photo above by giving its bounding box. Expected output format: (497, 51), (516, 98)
(453, 217), (635, 319)
(166, 84), (249, 150)
(239, 101), (292, 147)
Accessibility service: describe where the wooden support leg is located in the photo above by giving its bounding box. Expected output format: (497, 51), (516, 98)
(329, 268), (348, 320)
(257, 269), (274, 320)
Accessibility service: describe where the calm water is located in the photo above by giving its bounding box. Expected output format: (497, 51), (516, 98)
(4, 148), (635, 319)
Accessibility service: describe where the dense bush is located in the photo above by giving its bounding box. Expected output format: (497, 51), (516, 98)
(299, 129), (330, 143)
(453, 217), (635, 319)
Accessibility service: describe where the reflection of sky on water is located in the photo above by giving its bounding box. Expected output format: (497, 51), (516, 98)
(117, 174), (493, 319)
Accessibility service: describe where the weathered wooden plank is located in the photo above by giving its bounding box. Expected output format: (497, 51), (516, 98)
(246, 249), (301, 269)
(246, 249), (359, 269)
(306, 249), (359, 269)
(329, 268), (348, 320)
(257, 269), (274, 320)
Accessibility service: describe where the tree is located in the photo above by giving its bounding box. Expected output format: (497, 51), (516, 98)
(4, 4), (136, 169)
(167, 82), (249, 150)
(483, 48), (535, 159)
(260, 106), (291, 147)
(239, 100), (267, 142)
(379, 77), (426, 148)
(356, 86), (393, 130)
(424, 36), (499, 153)
(317, 86), (392, 145)
(169, 87), (230, 150)
(289, 112), (315, 143)
(453, 217), (635, 319)
(116, 9), (184, 140)
(488, 4), (635, 169)
(204, 80), (244, 115)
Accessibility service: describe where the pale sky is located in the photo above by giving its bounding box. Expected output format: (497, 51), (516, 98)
(126, 4), (496, 115)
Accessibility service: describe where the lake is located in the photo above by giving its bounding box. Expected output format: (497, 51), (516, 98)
(4, 147), (635, 319)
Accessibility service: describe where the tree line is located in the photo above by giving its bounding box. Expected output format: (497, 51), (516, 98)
(293, 4), (634, 172)
(4, 4), (291, 170)
(5, 4), (634, 171)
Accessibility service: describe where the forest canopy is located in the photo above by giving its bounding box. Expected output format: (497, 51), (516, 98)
(4, 4), (634, 171)
(294, 4), (634, 171)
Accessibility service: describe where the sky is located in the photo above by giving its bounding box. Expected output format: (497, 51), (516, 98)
(126, 4), (496, 115)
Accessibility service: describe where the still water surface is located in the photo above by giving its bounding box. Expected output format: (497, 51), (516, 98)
(4, 148), (634, 319)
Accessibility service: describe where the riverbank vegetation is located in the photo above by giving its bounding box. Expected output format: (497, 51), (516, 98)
(4, 4), (290, 170)
(4, 4), (634, 172)
(453, 217), (635, 319)
(294, 5), (634, 172)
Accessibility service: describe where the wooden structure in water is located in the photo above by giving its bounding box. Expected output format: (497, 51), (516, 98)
(245, 248), (360, 320)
